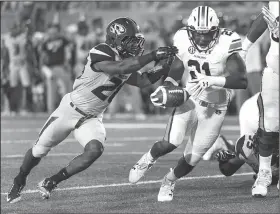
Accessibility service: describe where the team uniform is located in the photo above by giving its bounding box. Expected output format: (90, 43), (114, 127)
(33, 43), (130, 157)
(3, 32), (30, 88)
(258, 2), (279, 134)
(165, 27), (241, 166)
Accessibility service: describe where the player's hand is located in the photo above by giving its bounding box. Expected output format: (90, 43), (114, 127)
(262, 6), (279, 38)
(153, 46), (178, 61)
(148, 56), (175, 74)
(150, 86), (166, 108)
(188, 71), (215, 99)
(215, 150), (236, 162)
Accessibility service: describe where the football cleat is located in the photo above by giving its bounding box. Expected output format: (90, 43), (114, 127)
(252, 169), (272, 197)
(129, 152), (156, 184)
(37, 178), (57, 199)
(7, 179), (26, 203)
(158, 173), (176, 202)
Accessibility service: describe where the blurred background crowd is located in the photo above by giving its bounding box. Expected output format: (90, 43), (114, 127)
(0, 1), (270, 119)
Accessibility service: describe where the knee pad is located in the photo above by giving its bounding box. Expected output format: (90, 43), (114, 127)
(150, 140), (177, 159)
(32, 144), (51, 158)
(84, 140), (104, 155)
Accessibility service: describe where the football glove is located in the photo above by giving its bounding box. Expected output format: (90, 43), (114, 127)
(188, 71), (216, 99)
(153, 46), (178, 61)
(262, 6), (279, 38)
(215, 150), (236, 162)
(150, 86), (166, 108)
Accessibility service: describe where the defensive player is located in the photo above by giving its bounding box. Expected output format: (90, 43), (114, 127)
(204, 93), (279, 188)
(129, 6), (247, 202)
(239, 2), (279, 197)
(7, 17), (178, 203)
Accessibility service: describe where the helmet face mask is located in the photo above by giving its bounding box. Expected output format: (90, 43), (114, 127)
(187, 6), (220, 52)
(106, 17), (145, 58)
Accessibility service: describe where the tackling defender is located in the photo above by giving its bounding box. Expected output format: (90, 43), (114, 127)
(7, 17), (178, 203)
(129, 6), (247, 202)
(239, 2), (279, 197)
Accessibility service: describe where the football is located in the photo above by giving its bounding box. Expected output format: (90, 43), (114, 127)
(150, 85), (189, 108)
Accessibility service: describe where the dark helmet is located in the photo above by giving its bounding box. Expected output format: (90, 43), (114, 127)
(105, 17), (145, 58)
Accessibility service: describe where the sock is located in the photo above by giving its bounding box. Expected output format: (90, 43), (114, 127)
(146, 150), (156, 162)
(259, 155), (272, 172)
(15, 148), (41, 184)
(166, 169), (178, 182)
(173, 156), (195, 179)
(150, 140), (177, 160)
(49, 168), (69, 184)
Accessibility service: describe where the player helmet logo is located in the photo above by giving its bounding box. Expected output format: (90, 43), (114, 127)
(188, 46), (196, 54)
(110, 23), (126, 35)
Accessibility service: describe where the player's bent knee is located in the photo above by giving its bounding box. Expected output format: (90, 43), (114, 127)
(84, 140), (104, 157)
(184, 153), (202, 166)
(32, 145), (51, 158)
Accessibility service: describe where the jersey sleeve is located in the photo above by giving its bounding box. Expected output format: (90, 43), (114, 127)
(173, 29), (188, 61)
(89, 43), (116, 64)
(228, 32), (242, 54)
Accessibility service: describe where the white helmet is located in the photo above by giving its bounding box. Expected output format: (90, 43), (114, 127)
(186, 6), (220, 52)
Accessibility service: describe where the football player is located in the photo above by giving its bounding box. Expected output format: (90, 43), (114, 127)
(239, 1), (279, 197)
(129, 6), (247, 202)
(2, 22), (31, 115)
(203, 93), (279, 188)
(7, 17), (178, 203)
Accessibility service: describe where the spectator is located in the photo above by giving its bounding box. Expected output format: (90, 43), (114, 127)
(2, 22), (32, 115)
(40, 23), (73, 113)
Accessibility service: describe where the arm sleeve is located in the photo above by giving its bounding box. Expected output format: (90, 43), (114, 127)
(247, 13), (268, 43)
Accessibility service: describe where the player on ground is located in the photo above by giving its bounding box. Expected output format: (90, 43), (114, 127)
(239, 2), (279, 197)
(203, 93), (279, 188)
(7, 17), (178, 203)
(129, 6), (248, 202)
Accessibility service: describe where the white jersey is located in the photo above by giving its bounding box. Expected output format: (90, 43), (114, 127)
(3, 32), (27, 66)
(70, 43), (131, 116)
(266, 1), (279, 74)
(174, 27), (242, 109)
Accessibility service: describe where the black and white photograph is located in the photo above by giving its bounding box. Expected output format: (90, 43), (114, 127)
(1, 1), (279, 213)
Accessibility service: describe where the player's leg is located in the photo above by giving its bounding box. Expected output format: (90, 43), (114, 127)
(42, 65), (57, 113)
(252, 69), (279, 197)
(19, 64), (32, 114)
(7, 95), (76, 203)
(158, 106), (226, 202)
(9, 65), (20, 114)
(38, 117), (106, 198)
(129, 100), (196, 184)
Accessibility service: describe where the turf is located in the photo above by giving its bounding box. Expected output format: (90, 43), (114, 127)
(1, 115), (279, 213)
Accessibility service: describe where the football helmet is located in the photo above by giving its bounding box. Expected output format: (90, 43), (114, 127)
(106, 17), (145, 58)
(186, 6), (220, 52)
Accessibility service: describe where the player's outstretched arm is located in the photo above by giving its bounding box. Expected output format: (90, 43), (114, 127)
(94, 46), (178, 76)
(126, 57), (174, 88)
(164, 56), (185, 86)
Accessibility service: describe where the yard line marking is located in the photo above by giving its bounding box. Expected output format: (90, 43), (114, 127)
(1, 151), (184, 158)
(1, 134), (239, 145)
(0, 172), (254, 195)
(1, 124), (240, 133)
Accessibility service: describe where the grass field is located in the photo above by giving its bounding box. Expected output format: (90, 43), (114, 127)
(1, 115), (279, 213)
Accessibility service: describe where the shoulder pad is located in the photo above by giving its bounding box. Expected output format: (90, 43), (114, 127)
(220, 29), (242, 54)
(89, 43), (116, 64)
(173, 29), (189, 60)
